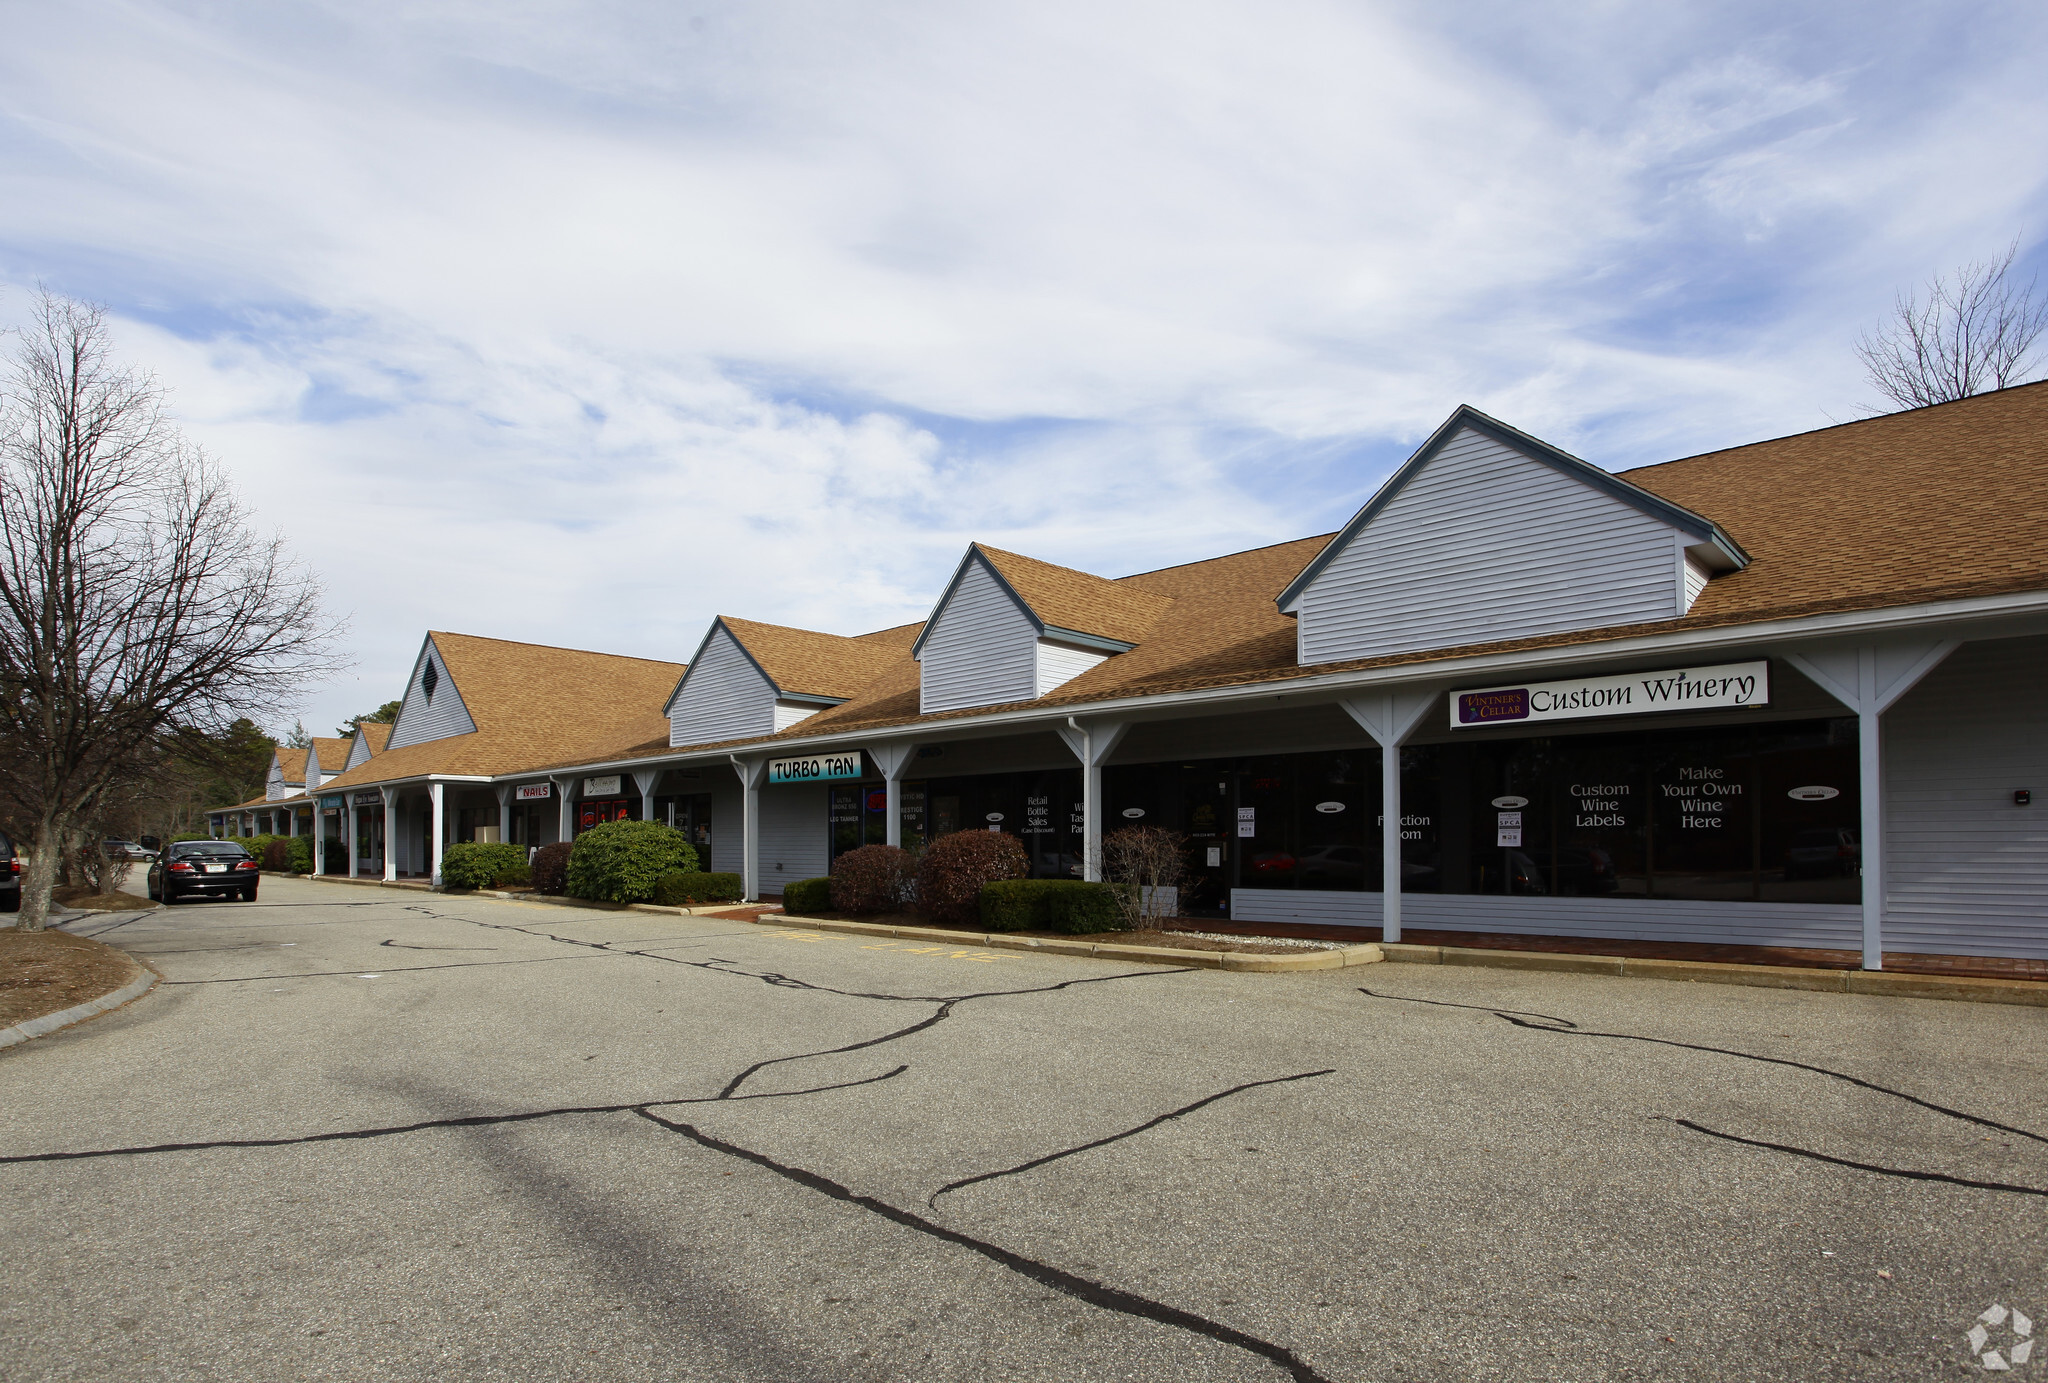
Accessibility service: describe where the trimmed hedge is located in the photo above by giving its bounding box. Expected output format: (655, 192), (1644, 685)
(782, 877), (832, 914)
(980, 879), (1123, 934)
(564, 821), (698, 903)
(531, 842), (573, 895)
(830, 844), (915, 914)
(441, 841), (528, 890)
(286, 837), (314, 874)
(916, 830), (1029, 927)
(652, 871), (744, 906)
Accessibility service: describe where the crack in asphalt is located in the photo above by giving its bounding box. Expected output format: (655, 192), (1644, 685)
(927, 1069), (1337, 1209)
(0, 1068), (911, 1166)
(633, 1108), (1334, 1383)
(1358, 986), (2048, 1195)
(380, 938), (499, 952)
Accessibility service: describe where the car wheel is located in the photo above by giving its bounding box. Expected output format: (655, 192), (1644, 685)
(0, 892), (18, 914)
(242, 888), (258, 902)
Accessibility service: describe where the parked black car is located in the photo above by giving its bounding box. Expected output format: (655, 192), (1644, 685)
(148, 840), (261, 903)
(0, 831), (19, 913)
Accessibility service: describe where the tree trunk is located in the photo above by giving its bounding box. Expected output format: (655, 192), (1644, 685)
(15, 817), (64, 932)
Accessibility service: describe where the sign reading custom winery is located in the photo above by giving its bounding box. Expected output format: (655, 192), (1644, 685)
(1451, 661), (1769, 729)
(767, 752), (864, 784)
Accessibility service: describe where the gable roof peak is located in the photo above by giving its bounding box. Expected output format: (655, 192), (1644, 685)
(911, 543), (1175, 658)
(1275, 405), (1748, 614)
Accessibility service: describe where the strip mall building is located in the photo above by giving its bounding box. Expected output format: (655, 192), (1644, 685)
(216, 386), (2048, 970)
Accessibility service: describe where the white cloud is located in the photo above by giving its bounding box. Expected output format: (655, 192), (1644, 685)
(2, 0), (2046, 736)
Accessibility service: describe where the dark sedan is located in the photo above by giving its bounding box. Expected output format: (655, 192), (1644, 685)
(0, 831), (18, 914)
(148, 841), (262, 903)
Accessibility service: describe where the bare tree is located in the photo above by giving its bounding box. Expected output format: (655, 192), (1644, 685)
(1857, 240), (2048, 410)
(0, 292), (343, 930)
(1098, 825), (1189, 930)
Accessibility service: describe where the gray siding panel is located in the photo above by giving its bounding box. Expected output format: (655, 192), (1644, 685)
(670, 627), (777, 746)
(387, 639), (478, 748)
(758, 784), (828, 893)
(1229, 889), (1862, 948)
(920, 556), (1039, 713)
(1298, 428), (1684, 664)
(1883, 636), (2048, 959)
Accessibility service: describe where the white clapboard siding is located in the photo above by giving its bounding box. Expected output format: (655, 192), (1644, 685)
(1036, 640), (1108, 697)
(774, 701), (824, 732)
(1229, 889), (1862, 949)
(1682, 552), (1711, 613)
(265, 760), (287, 801)
(345, 732), (375, 770)
(758, 784), (828, 892)
(1298, 428), (1685, 664)
(670, 626), (778, 746)
(1883, 636), (2048, 959)
(920, 555), (1040, 713)
(387, 640), (477, 748)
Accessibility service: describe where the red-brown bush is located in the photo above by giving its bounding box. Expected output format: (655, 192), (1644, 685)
(531, 842), (573, 895)
(829, 844), (915, 914)
(915, 830), (1029, 926)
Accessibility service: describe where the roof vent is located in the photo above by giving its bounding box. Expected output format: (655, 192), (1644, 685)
(422, 659), (439, 703)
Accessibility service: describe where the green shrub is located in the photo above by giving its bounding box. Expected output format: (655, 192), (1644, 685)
(531, 842), (573, 895)
(979, 879), (1122, 933)
(652, 871), (744, 906)
(242, 833), (281, 861)
(564, 821), (698, 904)
(286, 837), (314, 874)
(830, 844), (915, 913)
(441, 841), (528, 890)
(497, 860), (532, 887)
(781, 877), (832, 914)
(916, 830), (1029, 926)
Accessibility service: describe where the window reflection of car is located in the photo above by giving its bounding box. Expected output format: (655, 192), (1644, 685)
(1552, 846), (1619, 896)
(1297, 845), (1365, 885)
(1785, 828), (1859, 878)
(1248, 851), (1297, 875)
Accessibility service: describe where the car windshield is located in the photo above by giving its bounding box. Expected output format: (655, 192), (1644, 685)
(172, 843), (251, 858)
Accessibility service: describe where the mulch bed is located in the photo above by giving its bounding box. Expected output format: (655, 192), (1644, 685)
(0, 927), (142, 1027)
(49, 887), (157, 912)
(761, 908), (1313, 955)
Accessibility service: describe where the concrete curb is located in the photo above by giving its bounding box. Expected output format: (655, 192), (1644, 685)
(1380, 943), (2048, 1007)
(0, 959), (158, 1051)
(754, 912), (1386, 972)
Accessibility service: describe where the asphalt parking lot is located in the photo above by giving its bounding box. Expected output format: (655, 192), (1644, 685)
(2, 877), (2044, 1382)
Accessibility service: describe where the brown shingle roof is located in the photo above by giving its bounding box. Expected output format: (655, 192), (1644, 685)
(274, 747), (308, 784)
(359, 722), (393, 754)
(319, 632), (684, 789)
(975, 544), (1174, 646)
(719, 617), (920, 701)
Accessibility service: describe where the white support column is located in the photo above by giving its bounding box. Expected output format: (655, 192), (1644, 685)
(495, 784), (514, 847)
(288, 808), (299, 837)
(554, 777), (579, 844)
(1785, 639), (1958, 971)
(346, 799), (358, 877)
(380, 787), (400, 882)
(867, 744), (920, 849)
(313, 803), (326, 876)
(1340, 688), (1442, 946)
(730, 755), (768, 900)
(634, 768), (663, 822)
(429, 782), (446, 887)
(1054, 719), (1131, 883)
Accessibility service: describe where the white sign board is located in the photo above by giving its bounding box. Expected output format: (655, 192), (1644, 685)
(1452, 661), (1769, 730)
(583, 775), (622, 797)
(767, 752), (863, 785)
(515, 783), (552, 801)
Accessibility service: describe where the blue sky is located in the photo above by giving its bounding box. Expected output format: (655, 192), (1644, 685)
(3, 0), (2046, 740)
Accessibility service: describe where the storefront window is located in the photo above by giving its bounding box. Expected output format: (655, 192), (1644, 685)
(575, 798), (635, 834)
(900, 771), (1083, 878)
(655, 793), (713, 865)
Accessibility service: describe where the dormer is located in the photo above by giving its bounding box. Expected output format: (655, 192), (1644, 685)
(307, 737), (354, 786)
(665, 617), (902, 747)
(912, 545), (1173, 714)
(345, 720), (392, 770)
(265, 748), (306, 802)
(385, 635), (476, 749)
(1276, 407), (1747, 666)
